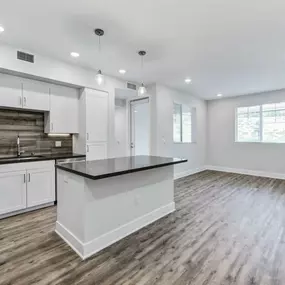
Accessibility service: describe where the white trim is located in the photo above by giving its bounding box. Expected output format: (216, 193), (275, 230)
(56, 202), (175, 260)
(55, 222), (85, 259)
(174, 166), (207, 180)
(0, 202), (54, 220)
(205, 165), (285, 180)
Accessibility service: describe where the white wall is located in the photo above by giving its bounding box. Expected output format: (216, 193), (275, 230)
(149, 84), (207, 177)
(207, 89), (285, 176)
(115, 99), (128, 157)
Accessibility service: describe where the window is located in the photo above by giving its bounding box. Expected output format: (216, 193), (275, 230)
(236, 102), (285, 143)
(173, 103), (193, 143)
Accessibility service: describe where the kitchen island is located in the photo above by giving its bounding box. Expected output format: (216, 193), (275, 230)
(55, 155), (187, 259)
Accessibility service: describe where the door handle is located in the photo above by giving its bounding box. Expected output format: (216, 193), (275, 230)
(24, 174), (26, 183)
(28, 173), (31, 182)
(87, 145), (89, 152)
(23, 96), (27, 106)
(87, 133), (89, 140)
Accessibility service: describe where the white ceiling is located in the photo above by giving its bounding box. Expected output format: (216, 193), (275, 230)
(0, 0), (285, 99)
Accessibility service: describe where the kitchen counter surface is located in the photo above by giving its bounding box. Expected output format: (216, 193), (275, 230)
(56, 155), (187, 180)
(0, 153), (86, 165)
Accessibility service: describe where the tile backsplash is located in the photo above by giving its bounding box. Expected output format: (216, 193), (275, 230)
(0, 109), (72, 157)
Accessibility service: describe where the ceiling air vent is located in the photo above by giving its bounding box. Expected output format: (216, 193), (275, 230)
(17, 51), (34, 63)
(126, 82), (137, 91)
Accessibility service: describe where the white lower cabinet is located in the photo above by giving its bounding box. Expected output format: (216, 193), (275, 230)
(27, 168), (54, 208)
(0, 171), (26, 215)
(0, 161), (55, 217)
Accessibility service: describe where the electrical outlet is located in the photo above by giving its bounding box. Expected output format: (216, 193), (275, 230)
(55, 141), (62, 147)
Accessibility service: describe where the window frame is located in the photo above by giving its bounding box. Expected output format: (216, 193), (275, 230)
(173, 102), (195, 144)
(235, 102), (285, 144)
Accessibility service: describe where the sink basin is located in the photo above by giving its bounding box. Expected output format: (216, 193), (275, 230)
(0, 155), (44, 161)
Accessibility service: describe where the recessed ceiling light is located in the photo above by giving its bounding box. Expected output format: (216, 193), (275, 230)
(185, 78), (192, 84)
(119, 69), (126, 74)
(70, 52), (80, 58)
(0, 26), (4, 33)
(217, 93), (223, 97)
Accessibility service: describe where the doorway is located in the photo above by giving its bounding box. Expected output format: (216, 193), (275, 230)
(130, 98), (150, 156)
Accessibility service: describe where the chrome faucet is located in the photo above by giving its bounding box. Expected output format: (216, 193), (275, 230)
(17, 135), (25, 157)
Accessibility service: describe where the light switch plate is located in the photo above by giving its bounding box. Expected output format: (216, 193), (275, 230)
(55, 141), (62, 147)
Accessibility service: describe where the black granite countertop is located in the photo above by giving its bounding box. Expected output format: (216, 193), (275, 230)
(0, 153), (86, 165)
(56, 155), (187, 180)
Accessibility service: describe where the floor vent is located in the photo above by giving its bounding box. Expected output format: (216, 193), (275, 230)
(17, 51), (34, 63)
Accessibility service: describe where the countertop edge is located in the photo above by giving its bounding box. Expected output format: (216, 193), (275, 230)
(56, 159), (188, 181)
(0, 154), (86, 165)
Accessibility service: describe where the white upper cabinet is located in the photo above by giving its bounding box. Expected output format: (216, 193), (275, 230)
(0, 73), (23, 108)
(86, 90), (109, 142)
(45, 85), (79, 134)
(22, 78), (50, 111)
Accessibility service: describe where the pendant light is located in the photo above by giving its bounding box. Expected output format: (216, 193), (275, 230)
(138, 50), (147, 95)
(94, 28), (105, 86)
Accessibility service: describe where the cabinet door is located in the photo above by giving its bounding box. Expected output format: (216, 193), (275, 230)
(86, 90), (109, 142)
(22, 79), (50, 111)
(86, 143), (107, 161)
(46, 85), (79, 134)
(0, 73), (23, 108)
(27, 168), (54, 208)
(0, 171), (26, 215)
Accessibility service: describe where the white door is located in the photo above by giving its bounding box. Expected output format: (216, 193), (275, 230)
(0, 73), (23, 108)
(0, 171), (26, 215)
(86, 90), (109, 143)
(22, 79), (50, 111)
(26, 169), (54, 207)
(47, 85), (79, 133)
(130, 98), (150, 156)
(86, 143), (108, 161)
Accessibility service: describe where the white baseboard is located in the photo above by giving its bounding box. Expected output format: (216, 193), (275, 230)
(56, 202), (175, 260)
(175, 166), (207, 180)
(205, 165), (285, 180)
(0, 202), (54, 220)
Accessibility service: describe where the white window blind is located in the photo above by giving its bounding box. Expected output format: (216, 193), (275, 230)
(173, 103), (192, 143)
(236, 102), (285, 143)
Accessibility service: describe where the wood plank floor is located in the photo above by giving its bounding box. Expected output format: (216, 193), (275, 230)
(1, 170), (285, 285)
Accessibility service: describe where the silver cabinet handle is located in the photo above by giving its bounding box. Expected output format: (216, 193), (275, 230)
(28, 173), (31, 182)
(87, 145), (89, 152)
(87, 133), (89, 140)
(24, 174), (26, 183)
(23, 96), (27, 106)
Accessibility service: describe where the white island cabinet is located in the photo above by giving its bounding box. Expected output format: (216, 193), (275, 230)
(56, 156), (187, 260)
(0, 160), (55, 219)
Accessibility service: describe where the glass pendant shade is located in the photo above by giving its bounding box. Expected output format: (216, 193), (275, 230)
(95, 70), (104, 86)
(138, 83), (147, 96)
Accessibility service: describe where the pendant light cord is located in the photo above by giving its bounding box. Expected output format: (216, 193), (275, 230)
(141, 54), (144, 84)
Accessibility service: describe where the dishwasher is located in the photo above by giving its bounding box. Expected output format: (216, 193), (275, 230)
(55, 157), (86, 203)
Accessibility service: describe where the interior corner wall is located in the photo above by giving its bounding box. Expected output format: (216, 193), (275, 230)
(149, 84), (207, 177)
(207, 89), (285, 176)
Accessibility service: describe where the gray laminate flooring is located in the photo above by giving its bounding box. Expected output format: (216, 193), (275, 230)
(1, 170), (285, 284)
